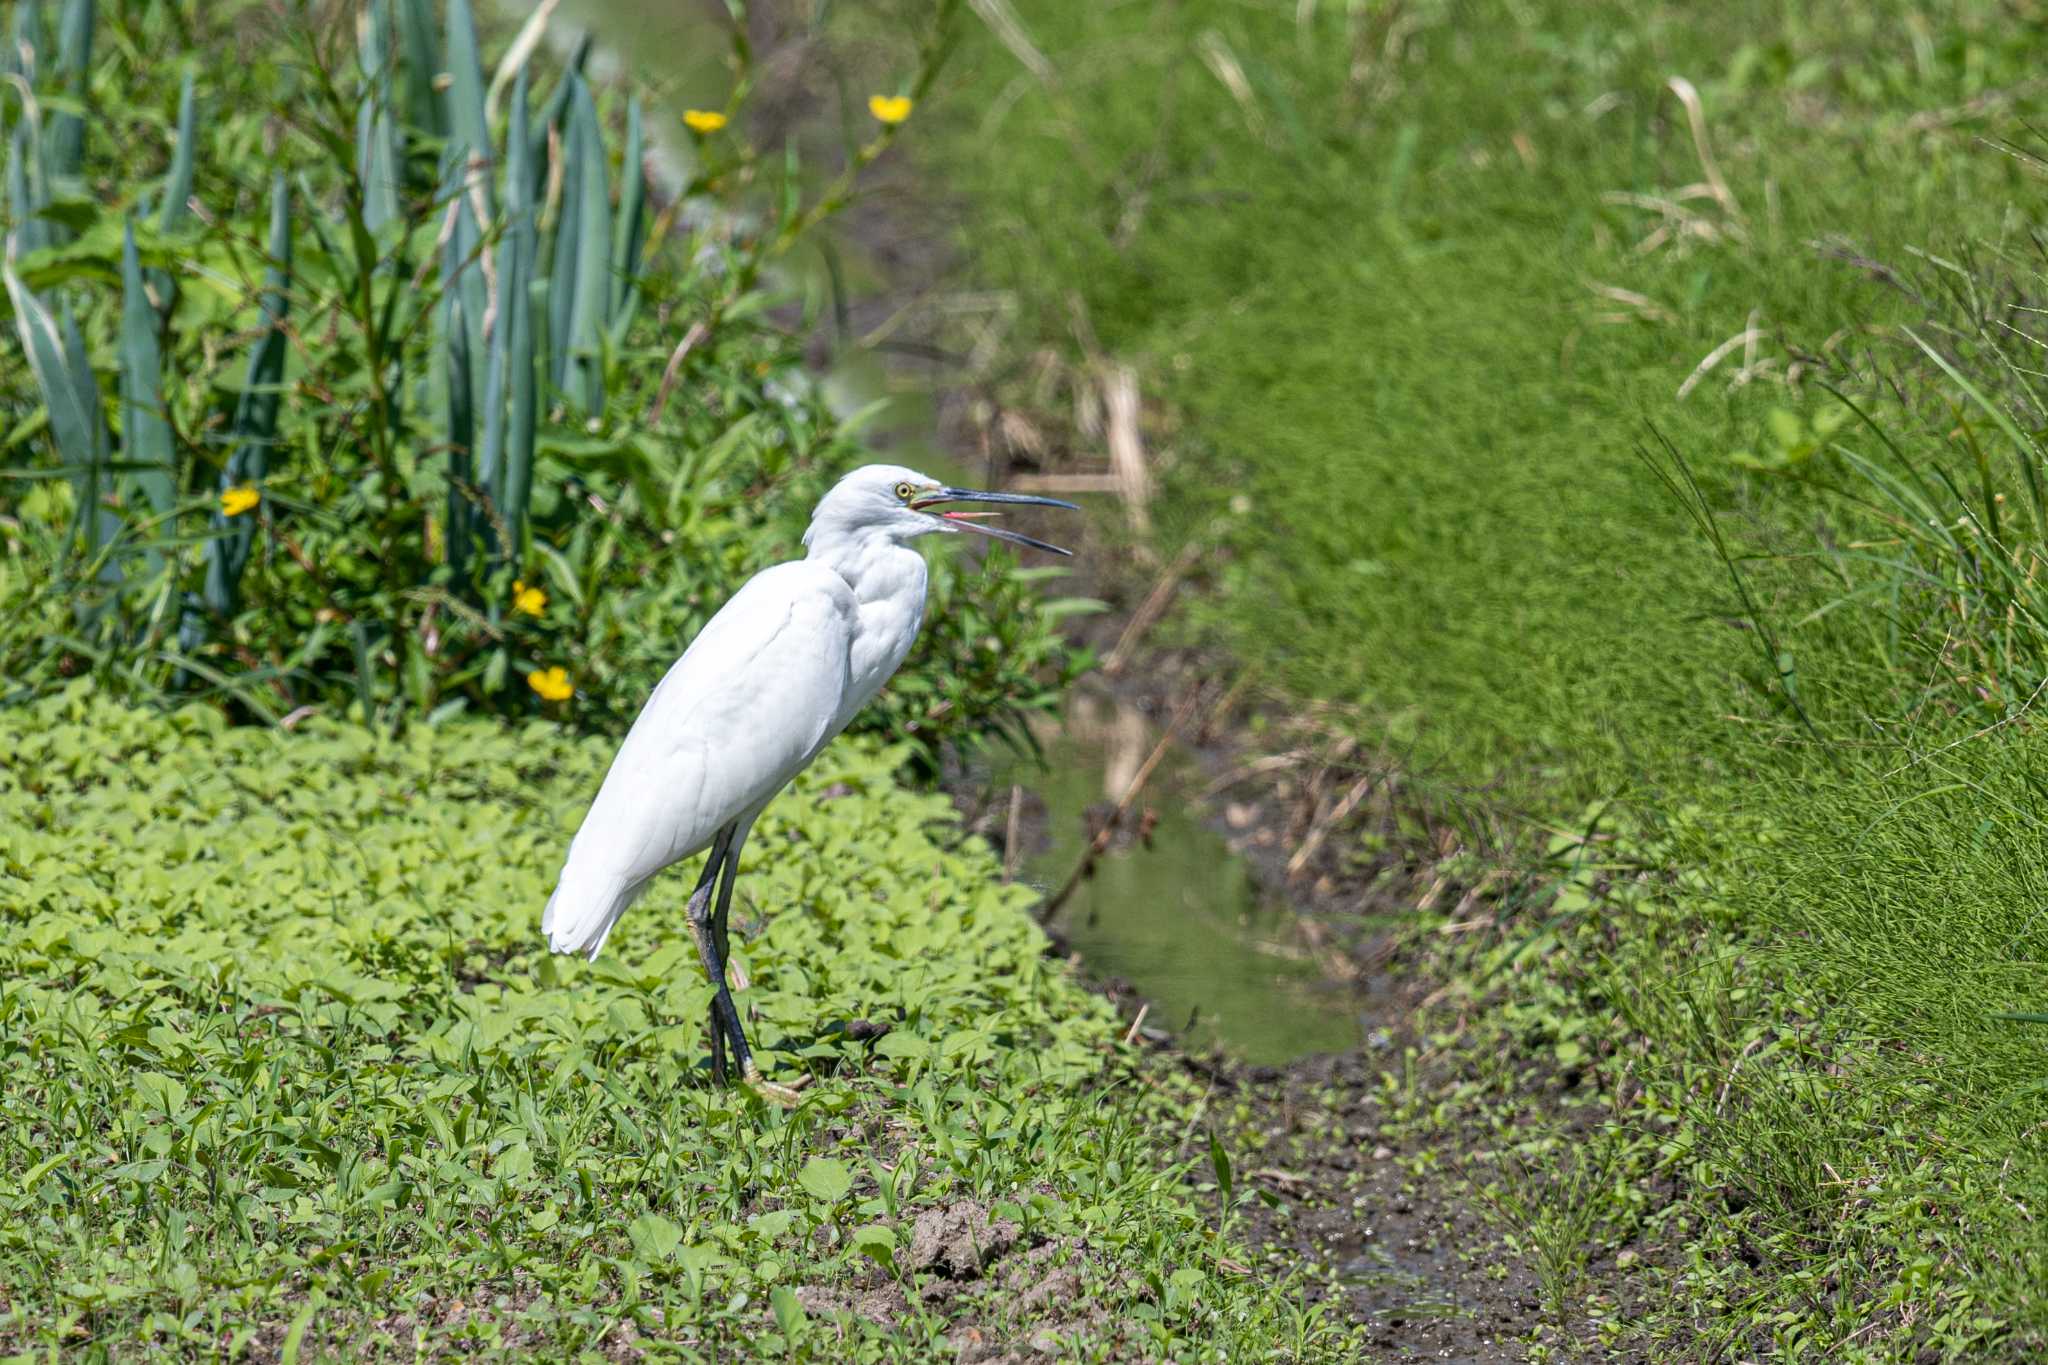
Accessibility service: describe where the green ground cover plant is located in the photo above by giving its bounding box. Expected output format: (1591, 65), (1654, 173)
(0, 685), (1361, 1359)
(907, 0), (2048, 1353)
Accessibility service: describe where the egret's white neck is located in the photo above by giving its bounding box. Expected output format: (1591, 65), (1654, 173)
(803, 525), (929, 711)
(803, 526), (926, 605)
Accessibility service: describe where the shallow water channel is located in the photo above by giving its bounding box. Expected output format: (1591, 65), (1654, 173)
(988, 695), (1368, 1065)
(519, 0), (1364, 1066)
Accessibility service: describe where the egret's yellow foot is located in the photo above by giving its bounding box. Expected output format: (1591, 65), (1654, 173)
(745, 1064), (809, 1107)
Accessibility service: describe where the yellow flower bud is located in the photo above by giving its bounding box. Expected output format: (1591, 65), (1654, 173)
(526, 666), (574, 702)
(867, 94), (912, 125)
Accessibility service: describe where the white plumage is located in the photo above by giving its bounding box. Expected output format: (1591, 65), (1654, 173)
(540, 561), (862, 959)
(540, 463), (1075, 1099)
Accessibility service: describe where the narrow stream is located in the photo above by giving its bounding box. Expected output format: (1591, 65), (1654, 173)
(990, 692), (1368, 1065)
(518, 0), (1364, 1066)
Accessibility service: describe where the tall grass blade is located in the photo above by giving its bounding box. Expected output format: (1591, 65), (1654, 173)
(46, 0), (90, 185)
(609, 97), (645, 332)
(8, 3), (45, 81)
(5, 261), (111, 556)
(57, 305), (126, 592)
(7, 112), (52, 257)
(395, 0), (442, 135)
(437, 151), (488, 459)
(203, 174), (291, 620)
(444, 288), (475, 581)
(475, 79), (530, 560)
(442, 0), (493, 214)
(157, 70), (197, 234)
(1903, 325), (2048, 540)
(526, 34), (591, 195)
(356, 0), (402, 234)
(560, 74), (611, 414)
(545, 80), (582, 394)
(475, 276), (507, 564)
(118, 218), (173, 518)
(502, 68), (537, 554)
(1638, 426), (1822, 742)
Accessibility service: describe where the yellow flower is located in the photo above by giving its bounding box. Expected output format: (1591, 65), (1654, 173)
(527, 666), (573, 702)
(220, 484), (260, 517)
(867, 94), (912, 125)
(512, 579), (547, 616)
(682, 109), (728, 134)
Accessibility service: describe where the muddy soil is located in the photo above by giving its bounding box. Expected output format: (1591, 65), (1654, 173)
(957, 625), (1567, 1361)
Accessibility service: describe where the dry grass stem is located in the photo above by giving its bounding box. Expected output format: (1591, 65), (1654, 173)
(1102, 364), (1154, 538)
(1105, 539), (1202, 675)
(1286, 771), (1378, 880)
(644, 320), (709, 425)
(1677, 323), (1764, 400)
(1665, 76), (1742, 220)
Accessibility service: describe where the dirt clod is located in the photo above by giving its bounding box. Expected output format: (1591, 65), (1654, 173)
(794, 1281), (911, 1326)
(906, 1199), (1021, 1277)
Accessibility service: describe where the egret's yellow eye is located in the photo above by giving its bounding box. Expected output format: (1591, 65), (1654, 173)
(895, 481), (916, 502)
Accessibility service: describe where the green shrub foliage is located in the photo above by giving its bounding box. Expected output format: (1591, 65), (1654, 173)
(0, 0), (1083, 768)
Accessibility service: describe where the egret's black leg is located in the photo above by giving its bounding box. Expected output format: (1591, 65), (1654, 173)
(689, 824), (800, 1102)
(710, 825), (794, 1101)
(712, 831), (746, 993)
(705, 832), (731, 1085)
(709, 829), (742, 1091)
(687, 824), (743, 1085)
(694, 822), (806, 1104)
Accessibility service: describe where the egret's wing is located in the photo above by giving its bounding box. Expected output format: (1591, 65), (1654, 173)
(542, 561), (856, 957)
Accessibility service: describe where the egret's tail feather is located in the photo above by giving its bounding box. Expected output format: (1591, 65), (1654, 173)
(541, 869), (646, 961)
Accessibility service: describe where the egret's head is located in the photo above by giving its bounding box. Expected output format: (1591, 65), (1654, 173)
(803, 464), (1078, 556)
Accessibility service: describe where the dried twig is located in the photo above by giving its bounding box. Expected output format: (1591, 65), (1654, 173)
(1677, 324), (1763, 400)
(1121, 1001), (1150, 1046)
(1584, 279), (1676, 325)
(967, 0), (1055, 84)
(1197, 30), (1267, 142)
(1197, 750), (1310, 800)
(486, 0), (560, 124)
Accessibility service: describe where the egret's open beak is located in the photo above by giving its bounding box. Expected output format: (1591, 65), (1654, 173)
(912, 486), (1080, 557)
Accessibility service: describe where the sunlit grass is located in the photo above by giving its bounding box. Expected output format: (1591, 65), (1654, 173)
(919, 0), (2048, 1351)
(0, 688), (1358, 1358)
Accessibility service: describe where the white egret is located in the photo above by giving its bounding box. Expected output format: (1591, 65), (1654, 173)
(541, 464), (1077, 1101)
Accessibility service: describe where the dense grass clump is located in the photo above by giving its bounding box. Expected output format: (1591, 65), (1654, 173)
(0, 687), (1352, 1359)
(904, 0), (2048, 1352)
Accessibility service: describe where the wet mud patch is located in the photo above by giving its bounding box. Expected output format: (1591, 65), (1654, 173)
(1214, 1051), (1545, 1363)
(782, 1205), (1140, 1361)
